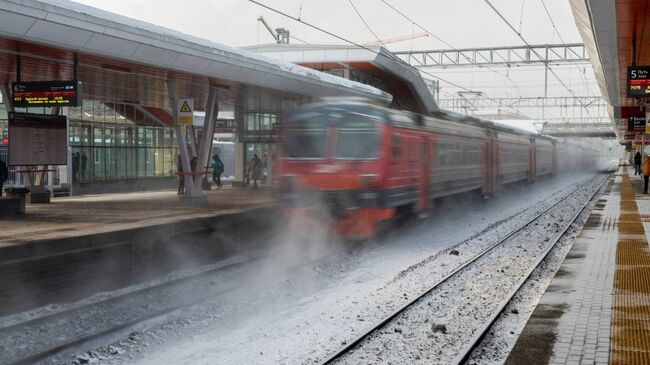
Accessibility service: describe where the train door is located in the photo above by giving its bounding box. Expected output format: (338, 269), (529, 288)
(419, 137), (430, 210)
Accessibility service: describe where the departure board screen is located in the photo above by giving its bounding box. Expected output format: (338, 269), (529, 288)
(12, 81), (81, 108)
(628, 115), (646, 132)
(628, 66), (650, 97)
(8, 112), (67, 166)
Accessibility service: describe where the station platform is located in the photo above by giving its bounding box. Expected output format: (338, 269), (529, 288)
(0, 186), (278, 316)
(0, 186), (276, 248)
(506, 167), (650, 365)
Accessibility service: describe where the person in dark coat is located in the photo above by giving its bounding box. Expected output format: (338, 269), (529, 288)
(176, 154), (184, 195)
(211, 154), (224, 189)
(635, 151), (642, 176)
(80, 152), (88, 180)
(0, 158), (8, 197)
(72, 152), (79, 182)
(250, 154), (262, 189)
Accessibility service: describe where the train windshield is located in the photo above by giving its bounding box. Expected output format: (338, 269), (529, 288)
(283, 118), (327, 159)
(335, 114), (380, 159)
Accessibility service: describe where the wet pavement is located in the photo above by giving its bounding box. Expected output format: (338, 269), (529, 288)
(507, 167), (650, 365)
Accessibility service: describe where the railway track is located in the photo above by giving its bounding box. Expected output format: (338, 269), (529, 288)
(1, 176), (607, 365)
(320, 174), (611, 365)
(0, 254), (265, 365)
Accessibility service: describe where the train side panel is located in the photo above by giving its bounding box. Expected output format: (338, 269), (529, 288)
(536, 138), (554, 176)
(497, 132), (531, 185)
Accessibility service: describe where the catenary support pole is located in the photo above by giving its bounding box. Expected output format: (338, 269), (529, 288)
(167, 79), (195, 196)
(194, 87), (218, 191)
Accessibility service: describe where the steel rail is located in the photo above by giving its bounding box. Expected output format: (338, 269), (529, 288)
(319, 175), (609, 365)
(450, 173), (611, 364)
(4, 255), (264, 365)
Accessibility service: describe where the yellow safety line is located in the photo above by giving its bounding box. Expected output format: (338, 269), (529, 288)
(611, 168), (650, 364)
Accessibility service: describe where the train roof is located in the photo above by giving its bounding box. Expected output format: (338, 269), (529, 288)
(287, 101), (558, 141)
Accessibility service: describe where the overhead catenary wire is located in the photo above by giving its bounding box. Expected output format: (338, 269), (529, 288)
(246, 0), (518, 111)
(377, 0), (527, 100)
(247, 0), (525, 116)
(483, 0), (588, 111)
(289, 34), (310, 44)
(539, 0), (595, 98)
(348, 0), (385, 46)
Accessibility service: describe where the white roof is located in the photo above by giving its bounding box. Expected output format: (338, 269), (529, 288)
(246, 43), (439, 114)
(0, 0), (392, 102)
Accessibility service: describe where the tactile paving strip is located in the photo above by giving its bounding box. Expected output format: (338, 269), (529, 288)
(611, 170), (650, 364)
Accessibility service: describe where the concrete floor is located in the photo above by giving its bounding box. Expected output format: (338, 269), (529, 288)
(0, 186), (276, 247)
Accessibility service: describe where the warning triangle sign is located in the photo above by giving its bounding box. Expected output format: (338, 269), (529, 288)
(179, 100), (192, 113)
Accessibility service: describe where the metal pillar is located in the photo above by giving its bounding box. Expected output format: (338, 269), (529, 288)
(194, 87), (218, 191)
(167, 79), (196, 197)
(188, 126), (198, 158)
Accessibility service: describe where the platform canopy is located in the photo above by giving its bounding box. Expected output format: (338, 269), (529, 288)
(570, 0), (650, 143)
(246, 44), (438, 115)
(0, 0), (391, 111)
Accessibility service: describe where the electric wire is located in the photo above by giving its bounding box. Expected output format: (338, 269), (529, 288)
(518, 0), (526, 35)
(539, 0), (596, 98)
(246, 1), (507, 100)
(377, 0), (527, 101)
(248, 0), (524, 115)
(348, 0), (384, 46)
(483, 0), (589, 112)
(290, 34), (310, 44)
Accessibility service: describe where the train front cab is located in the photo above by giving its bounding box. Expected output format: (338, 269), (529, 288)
(278, 105), (397, 239)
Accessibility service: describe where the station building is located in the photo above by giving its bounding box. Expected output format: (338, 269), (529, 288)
(0, 0), (390, 195)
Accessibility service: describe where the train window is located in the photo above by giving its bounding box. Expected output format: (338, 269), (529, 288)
(283, 119), (327, 159)
(335, 115), (381, 159)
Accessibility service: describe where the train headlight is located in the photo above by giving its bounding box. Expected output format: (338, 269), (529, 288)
(359, 174), (381, 188)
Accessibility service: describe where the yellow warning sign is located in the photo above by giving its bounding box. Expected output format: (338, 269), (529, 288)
(180, 100), (192, 113)
(177, 98), (194, 125)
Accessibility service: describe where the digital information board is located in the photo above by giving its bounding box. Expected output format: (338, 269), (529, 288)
(8, 112), (67, 166)
(628, 66), (650, 97)
(12, 80), (81, 108)
(628, 115), (646, 132)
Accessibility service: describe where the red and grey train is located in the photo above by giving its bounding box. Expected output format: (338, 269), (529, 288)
(278, 101), (595, 239)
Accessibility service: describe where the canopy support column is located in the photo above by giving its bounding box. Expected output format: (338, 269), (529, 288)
(167, 79), (203, 203)
(194, 87), (218, 191)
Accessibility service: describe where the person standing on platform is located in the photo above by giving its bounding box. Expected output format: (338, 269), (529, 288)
(635, 151), (642, 176)
(72, 152), (80, 182)
(211, 154), (224, 189)
(176, 154), (184, 195)
(250, 154), (262, 190)
(0, 158), (7, 197)
(643, 155), (650, 194)
(81, 152), (88, 181)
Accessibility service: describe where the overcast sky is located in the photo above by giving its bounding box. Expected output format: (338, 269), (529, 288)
(74, 0), (583, 49)
(72, 0), (600, 121)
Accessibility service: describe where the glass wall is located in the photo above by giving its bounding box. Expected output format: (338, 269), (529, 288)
(0, 93), (7, 146)
(69, 100), (177, 183)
